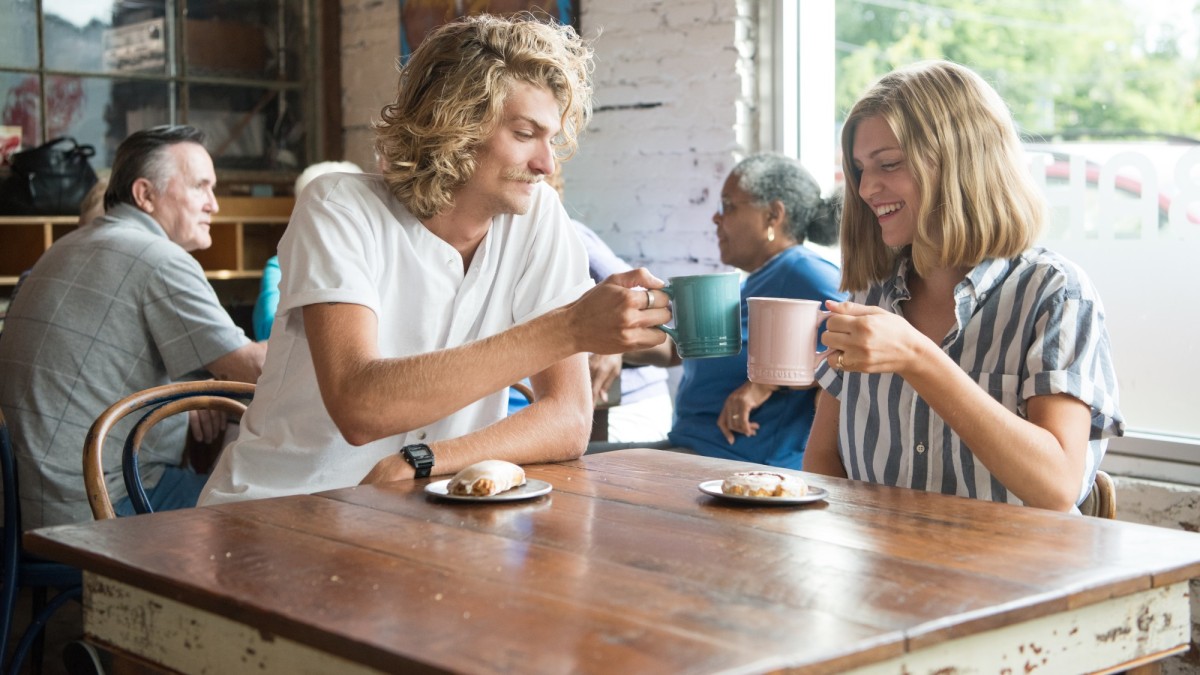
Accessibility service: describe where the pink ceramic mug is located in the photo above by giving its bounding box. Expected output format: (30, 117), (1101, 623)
(747, 297), (831, 386)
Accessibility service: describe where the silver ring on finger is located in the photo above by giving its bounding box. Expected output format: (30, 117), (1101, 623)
(645, 289), (654, 310)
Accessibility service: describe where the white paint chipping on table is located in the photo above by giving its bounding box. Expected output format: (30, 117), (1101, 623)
(842, 581), (1190, 675)
(83, 573), (382, 675)
(83, 568), (1191, 674)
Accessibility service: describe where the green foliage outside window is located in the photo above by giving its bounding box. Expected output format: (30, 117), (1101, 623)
(835, 0), (1200, 140)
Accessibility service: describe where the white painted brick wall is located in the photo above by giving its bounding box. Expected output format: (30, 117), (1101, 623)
(572, 0), (758, 279)
(339, 0), (401, 171)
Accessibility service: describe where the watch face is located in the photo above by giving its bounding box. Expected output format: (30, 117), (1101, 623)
(403, 444), (434, 478)
(405, 445), (433, 462)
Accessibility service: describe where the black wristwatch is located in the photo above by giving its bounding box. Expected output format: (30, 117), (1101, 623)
(400, 443), (435, 479)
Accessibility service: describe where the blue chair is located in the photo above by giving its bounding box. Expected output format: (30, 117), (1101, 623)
(0, 410), (82, 675)
(83, 380), (254, 520)
(509, 381), (534, 411)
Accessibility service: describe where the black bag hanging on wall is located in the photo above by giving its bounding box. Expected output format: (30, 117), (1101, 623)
(0, 136), (98, 215)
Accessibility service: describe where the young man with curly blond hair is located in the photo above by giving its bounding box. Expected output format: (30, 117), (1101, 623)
(201, 14), (670, 504)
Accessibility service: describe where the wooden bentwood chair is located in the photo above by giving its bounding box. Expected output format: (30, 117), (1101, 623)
(1079, 469), (1117, 519)
(83, 381), (255, 520)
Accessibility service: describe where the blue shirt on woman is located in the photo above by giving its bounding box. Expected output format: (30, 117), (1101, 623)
(668, 245), (844, 469)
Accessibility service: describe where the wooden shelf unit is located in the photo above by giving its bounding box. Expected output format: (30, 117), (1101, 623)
(0, 196), (294, 288)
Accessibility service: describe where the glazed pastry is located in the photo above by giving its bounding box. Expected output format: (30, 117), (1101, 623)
(448, 460), (527, 497)
(721, 471), (807, 498)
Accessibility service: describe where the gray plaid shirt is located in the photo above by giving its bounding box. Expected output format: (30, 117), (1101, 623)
(0, 204), (248, 528)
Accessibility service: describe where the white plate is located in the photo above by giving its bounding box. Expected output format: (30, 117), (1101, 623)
(698, 479), (828, 505)
(424, 478), (553, 502)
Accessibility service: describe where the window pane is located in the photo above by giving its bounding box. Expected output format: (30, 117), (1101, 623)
(44, 1), (172, 75)
(102, 14), (172, 77)
(4, 74), (171, 167)
(61, 77), (171, 168)
(0, 71), (41, 149)
(185, 83), (305, 171)
(9, 0), (315, 186)
(0, 0), (38, 68)
(184, 0), (306, 81)
(43, 1), (116, 73)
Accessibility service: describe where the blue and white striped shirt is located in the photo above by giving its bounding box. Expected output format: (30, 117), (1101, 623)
(816, 247), (1124, 506)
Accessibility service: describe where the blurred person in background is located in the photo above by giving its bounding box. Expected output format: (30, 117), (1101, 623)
(253, 160), (364, 341)
(628, 153), (845, 468)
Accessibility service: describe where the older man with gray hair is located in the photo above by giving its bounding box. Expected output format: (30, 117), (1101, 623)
(0, 124), (266, 528)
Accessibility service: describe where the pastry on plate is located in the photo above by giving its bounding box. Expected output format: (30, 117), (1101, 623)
(721, 471), (807, 498)
(448, 460), (527, 497)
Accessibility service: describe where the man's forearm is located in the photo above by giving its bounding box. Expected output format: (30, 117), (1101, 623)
(206, 341), (268, 383)
(314, 269), (671, 446)
(358, 353), (593, 485)
(318, 305), (581, 445)
(425, 357), (593, 474)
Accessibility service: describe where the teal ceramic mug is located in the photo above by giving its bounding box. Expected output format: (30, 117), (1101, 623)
(657, 272), (742, 359)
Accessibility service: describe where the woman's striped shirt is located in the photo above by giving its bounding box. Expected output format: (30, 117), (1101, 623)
(815, 247), (1124, 506)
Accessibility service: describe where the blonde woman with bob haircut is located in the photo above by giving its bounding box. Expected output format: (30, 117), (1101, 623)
(200, 15), (673, 507)
(802, 61), (1123, 512)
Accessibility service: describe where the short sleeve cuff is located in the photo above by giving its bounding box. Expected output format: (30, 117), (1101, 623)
(1024, 370), (1125, 439)
(816, 360), (843, 397)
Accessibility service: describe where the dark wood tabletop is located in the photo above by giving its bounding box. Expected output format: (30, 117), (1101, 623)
(25, 449), (1200, 674)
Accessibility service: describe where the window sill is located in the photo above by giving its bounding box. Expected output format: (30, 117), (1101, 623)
(1104, 430), (1200, 486)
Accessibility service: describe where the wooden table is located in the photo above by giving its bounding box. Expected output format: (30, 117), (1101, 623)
(25, 449), (1200, 674)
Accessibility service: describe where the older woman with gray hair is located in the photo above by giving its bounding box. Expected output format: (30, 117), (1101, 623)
(629, 153), (845, 468)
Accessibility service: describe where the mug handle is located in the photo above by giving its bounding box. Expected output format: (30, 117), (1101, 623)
(813, 309), (833, 362)
(655, 284), (676, 339)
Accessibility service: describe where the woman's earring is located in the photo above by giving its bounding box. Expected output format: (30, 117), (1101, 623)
(767, 226), (775, 243)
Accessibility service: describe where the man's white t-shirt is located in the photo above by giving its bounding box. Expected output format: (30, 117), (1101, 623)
(200, 173), (592, 505)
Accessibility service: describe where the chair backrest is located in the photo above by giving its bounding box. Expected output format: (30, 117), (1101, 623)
(1079, 469), (1117, 519)
(83, 380), (255, 520)
(511, 381), (534, 404)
